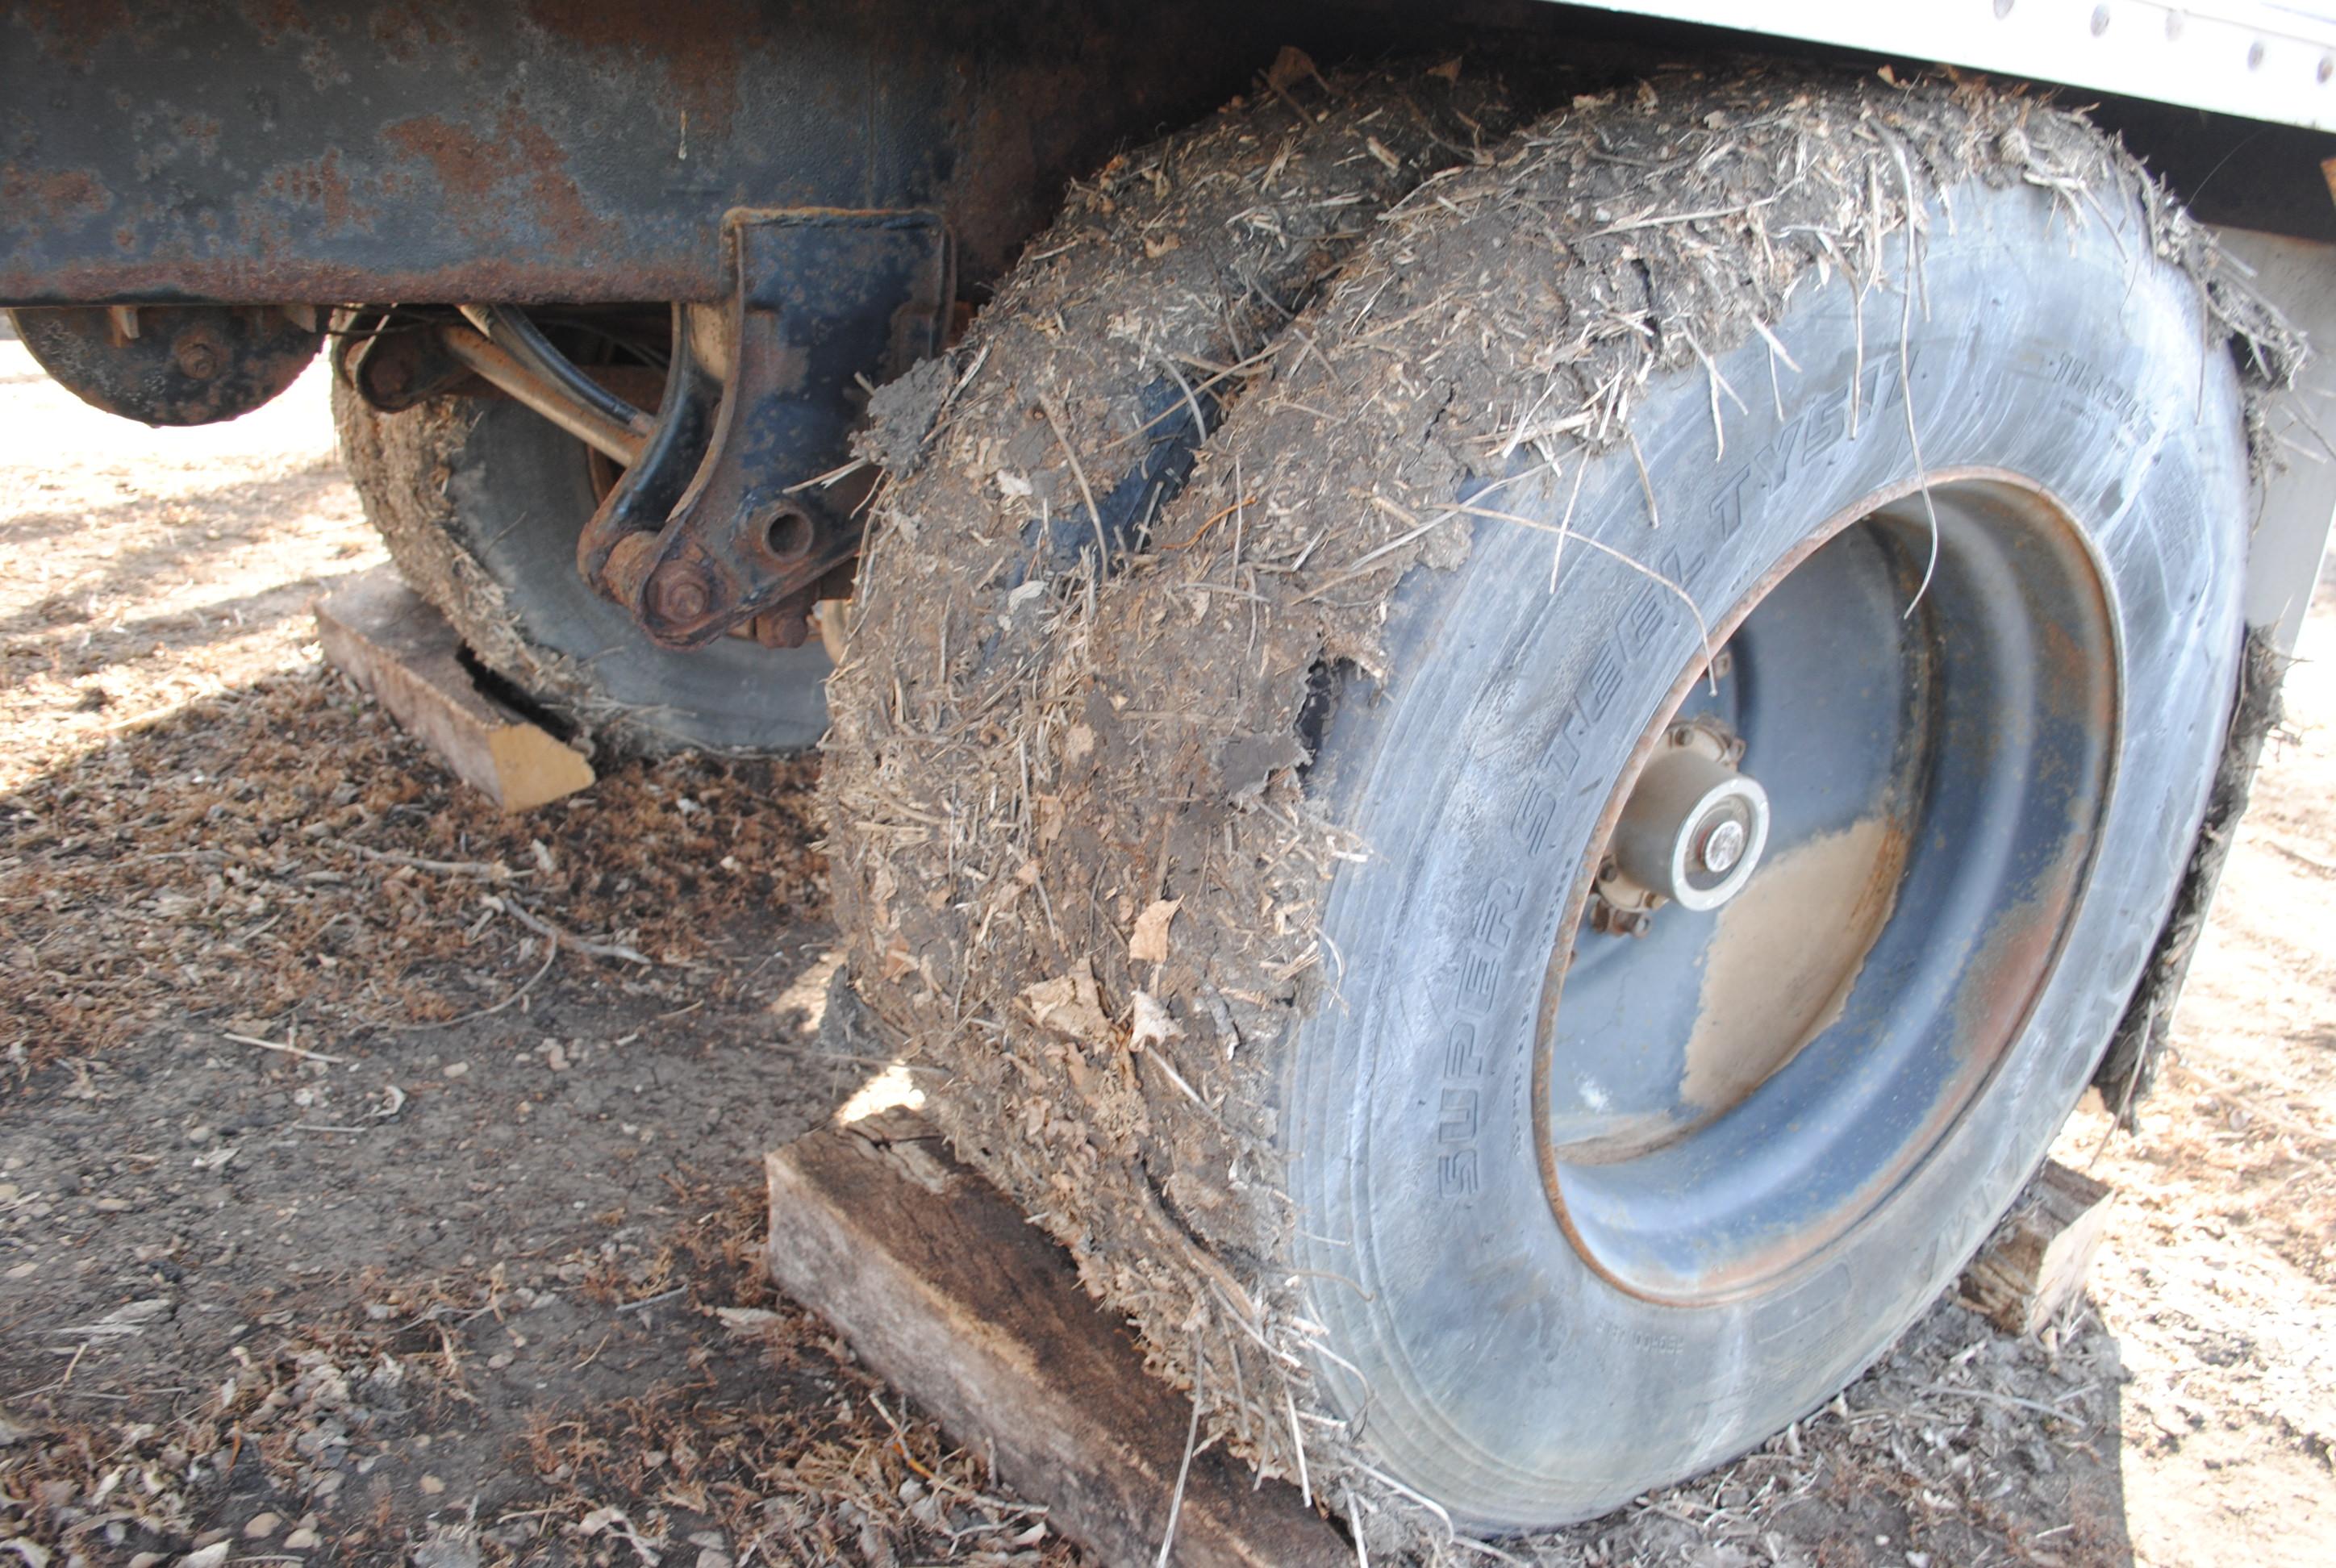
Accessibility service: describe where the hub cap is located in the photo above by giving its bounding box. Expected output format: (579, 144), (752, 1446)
(1608, 725), (1771, 915)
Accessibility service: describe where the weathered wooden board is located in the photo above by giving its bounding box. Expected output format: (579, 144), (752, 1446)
(765, 1110), (1350, 1568)
(1961, 1159), (2116, 1337)
(315, 569), (592, 813)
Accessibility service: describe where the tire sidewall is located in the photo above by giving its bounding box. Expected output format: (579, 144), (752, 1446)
(440, 399), (832, 755)
(343, 392), (831, 761)
(1284, 182), (2246, 1526)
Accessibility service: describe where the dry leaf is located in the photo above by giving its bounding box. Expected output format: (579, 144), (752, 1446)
(1020, 960), (1110, 1041)
(1128, 898), (1181, 965)
(1266, 44), (1320, 94)
(1129, 990), (1184, 1051)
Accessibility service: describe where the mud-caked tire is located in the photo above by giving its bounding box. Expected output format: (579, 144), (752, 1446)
(824, 67), (2287, 1543)
(332, 383), (831, 756)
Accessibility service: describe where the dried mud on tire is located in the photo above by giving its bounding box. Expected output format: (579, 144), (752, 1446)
(332, 382), (831, 758)
(826, 65), (2293, 1552)
(827, 56), (1514, 1514)
(332, 388), (555, 721)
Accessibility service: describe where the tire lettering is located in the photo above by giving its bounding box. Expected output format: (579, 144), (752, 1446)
(1445, 1021), (1485, 1078)
(1592, 1318), (1684, 1355)
(1709, 350), (1908, 540)
(1437, 1149), (1481, 1198)
(1435, 878), (1522, 1202)
(2037, 350), (2153, 444)
(1512, 786), (1561, 857)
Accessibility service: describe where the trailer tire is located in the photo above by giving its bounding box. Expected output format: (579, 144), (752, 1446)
(332, 382), (831, 756)
(1262, 192), (2248, 1533)
(826, 68), (2281, 1542)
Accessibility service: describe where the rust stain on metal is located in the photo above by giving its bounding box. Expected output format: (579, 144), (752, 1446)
(8, 253), (712, 307)
(366, 0), (457, 65)
(519, 0), (759, 135)
(11, 0), (134, 72)
(381, 108), (615, 264)
(177, 115), (224, 160)
(1951, 863), (2084, 1076)
(236, 0), (314, 47)
(261, 150), (361, 235)
(0, 165), (114, 227)
(1681, 815), (1908, 1114)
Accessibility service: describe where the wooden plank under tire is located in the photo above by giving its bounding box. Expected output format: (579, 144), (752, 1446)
(765, 1109), (1349, 1568)
(315, 567), (594, 812)
(1958, 1159), (2117, 1338)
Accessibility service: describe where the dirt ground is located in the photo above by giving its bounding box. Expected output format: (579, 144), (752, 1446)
(1, 344), (2330, 1567)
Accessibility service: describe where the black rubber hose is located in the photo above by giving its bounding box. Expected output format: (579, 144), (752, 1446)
(461, 305), (653, 437)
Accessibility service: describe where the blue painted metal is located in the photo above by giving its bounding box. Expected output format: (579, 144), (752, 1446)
(1543, 478), (2119, 1301)
(0, 0), (1253, 307)
(585, 209), (952, 650)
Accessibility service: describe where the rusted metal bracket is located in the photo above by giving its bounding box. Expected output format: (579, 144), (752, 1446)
(579, 209), (952, 650)
(341, 312), (479, 413)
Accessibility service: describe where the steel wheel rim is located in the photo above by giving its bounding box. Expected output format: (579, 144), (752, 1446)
(1534, 473), (2121, 1303)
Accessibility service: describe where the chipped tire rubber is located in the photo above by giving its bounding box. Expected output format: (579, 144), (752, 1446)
(331, 381), (831, 757)
(824, 69), (2263, 1541)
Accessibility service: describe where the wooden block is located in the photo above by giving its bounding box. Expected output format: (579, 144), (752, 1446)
(1961, 1159), (2116, 1337)
(315, 568), (593, 812)
(766, 1110), (1350, 1568)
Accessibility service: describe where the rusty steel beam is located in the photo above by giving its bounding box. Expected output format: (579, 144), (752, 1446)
(1, 0), (1259, 307)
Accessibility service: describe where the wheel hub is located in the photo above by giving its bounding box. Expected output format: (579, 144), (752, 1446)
(1597, 718), (1769, 928)
(1537, 475), (2121, 1302)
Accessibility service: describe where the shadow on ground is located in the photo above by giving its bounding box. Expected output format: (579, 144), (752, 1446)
(0, 658), (2160, 1568)
(0, 665), (1072, 1565)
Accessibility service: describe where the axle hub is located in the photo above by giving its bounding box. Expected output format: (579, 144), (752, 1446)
(1591, 717), (1767, 934)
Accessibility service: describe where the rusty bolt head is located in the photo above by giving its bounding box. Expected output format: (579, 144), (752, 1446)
(172, 331), (224, 382)
(646, 562), (714, 625)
